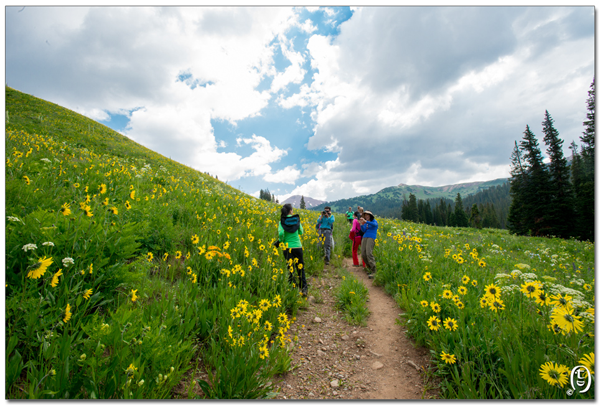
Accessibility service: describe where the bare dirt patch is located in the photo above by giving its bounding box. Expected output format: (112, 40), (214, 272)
(273, 257), (436, 400)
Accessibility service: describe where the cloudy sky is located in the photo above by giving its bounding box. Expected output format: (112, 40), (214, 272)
(5, 6), (595, 202)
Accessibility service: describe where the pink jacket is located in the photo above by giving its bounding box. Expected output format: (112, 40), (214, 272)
(351, 218), (362, 235)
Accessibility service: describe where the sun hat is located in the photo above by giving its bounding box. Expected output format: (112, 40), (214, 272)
(363, 210), (375, 220)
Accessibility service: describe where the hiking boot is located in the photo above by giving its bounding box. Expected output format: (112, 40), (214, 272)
(368, 273), (375, 279)
(302, 286), (308, 296)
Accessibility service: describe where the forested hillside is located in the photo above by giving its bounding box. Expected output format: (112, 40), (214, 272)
(312, 179), (508, 217)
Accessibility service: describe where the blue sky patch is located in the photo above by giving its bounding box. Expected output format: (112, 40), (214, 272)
(99, 109), (140, 133)
(176, 71), (213, 89)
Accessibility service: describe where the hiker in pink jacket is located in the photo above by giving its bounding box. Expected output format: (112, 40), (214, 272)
(349, 211), (365, 267)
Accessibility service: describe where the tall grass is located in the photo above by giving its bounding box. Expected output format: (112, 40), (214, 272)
(4, 86), (346, 399)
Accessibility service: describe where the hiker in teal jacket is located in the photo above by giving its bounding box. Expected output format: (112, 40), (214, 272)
(317, 209), (335, 265)
(278, 203), (307, 295)
(345, 207), (353, 225)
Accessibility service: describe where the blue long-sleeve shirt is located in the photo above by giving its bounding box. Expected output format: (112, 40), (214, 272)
(360, 219), (378, 240)
(317, 215), (335, 230)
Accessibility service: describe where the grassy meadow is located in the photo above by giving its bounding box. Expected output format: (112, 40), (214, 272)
(373, 221), (595, 398)
(5, 86), (349, 399)
(5, 86), (595, 399)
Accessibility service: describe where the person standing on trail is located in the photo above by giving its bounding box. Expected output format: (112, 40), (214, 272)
(325, 206), (335, 250)
(317, 208), (335, 265)
(350, 211), (366, 268)
(359, 210), (378, 278)
(278, 203), (308, 295)
(346, 207), (353, 225)
(357, 206), (364, 217)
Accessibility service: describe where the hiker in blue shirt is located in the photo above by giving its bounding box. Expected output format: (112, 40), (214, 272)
(359, 210), (378, 278)
(317, 207), (335, 265)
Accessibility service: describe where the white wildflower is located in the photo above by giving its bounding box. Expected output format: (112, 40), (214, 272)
(22, 243), (37, 252)
(521, 273), (538, 282)
(547, 284), (585, 299)
(511, 270), (523, 278)
(62, 257), (75, 267)
(502, 285), (521, 294)
(40, 158), (51, 163)
(560, 287), (585, 299)
(7, 216), (22, 223)
(569, 279), (585, 286)
(42, 242), (55, 247)
(571, 299), (592, 309)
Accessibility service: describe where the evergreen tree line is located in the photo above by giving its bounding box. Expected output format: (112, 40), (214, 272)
(259, 188), (278, 203)
(399, 190), (505, 229)
(507, 79), (595, 241)
(309, 181), (511, 229)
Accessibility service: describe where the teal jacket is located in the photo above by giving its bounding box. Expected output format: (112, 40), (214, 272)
(317, 214), (335, 230)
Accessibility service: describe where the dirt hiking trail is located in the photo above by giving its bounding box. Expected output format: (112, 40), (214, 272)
(273, 257), (436, 400)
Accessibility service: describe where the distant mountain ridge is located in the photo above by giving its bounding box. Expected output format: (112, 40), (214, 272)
(282, 195), (327, 209)
(311, 178), (509, 214)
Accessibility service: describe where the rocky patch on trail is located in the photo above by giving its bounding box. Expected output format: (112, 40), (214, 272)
(273, 260), (437, 400)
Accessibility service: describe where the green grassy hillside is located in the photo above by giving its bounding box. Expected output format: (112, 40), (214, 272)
(5, 87), (595, 399)
(5, 86), (349, 399)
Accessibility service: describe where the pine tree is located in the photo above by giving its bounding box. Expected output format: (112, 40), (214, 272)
(581, 78), (595, 171)
(300, 195), (306, 209)
(439, 199), (448, 226)
(259, 188), (273, 202)
(542, 110), (575, 238)
(577, 78), (595, 241)
(519, 125), (552, 236)
(402, 193), (419, 222)
(482, 203), (500, 229)
(453, 193), (469, 227)
(408, 194), (419, 222)
(401, 199), (409, 221)
(507, 141), (528, 234)
(417, 199), (425, 223)
(469, 203), (482, 229)
(447, 205), (455, 227)
(424, 201), (433, 225)
(433, 205), (443, 226)
(570, 141), (586, 239)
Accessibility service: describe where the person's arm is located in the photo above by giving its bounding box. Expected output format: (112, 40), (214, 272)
(317, 216), (322, 225)
(298, 223), (304, 235)
(366, 220), (378, 229)
(278, 222), (285, 241)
